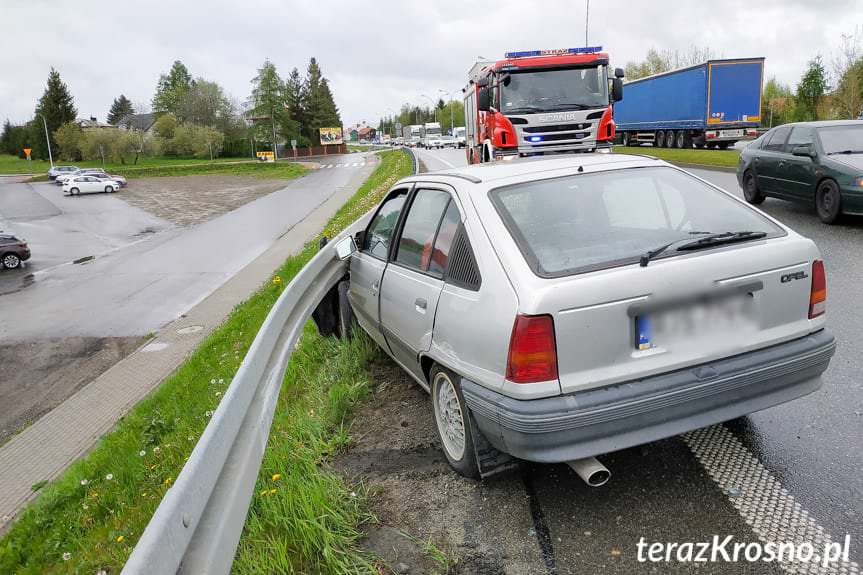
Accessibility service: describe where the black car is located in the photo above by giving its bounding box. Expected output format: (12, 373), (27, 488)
(737, 120), (863, 223)
(0, 234), (31, 269)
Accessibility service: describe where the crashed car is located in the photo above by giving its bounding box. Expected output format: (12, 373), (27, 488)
(330, 153), (835, 483)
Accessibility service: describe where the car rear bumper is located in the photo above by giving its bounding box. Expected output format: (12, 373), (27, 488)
(462, 329), (835, 463)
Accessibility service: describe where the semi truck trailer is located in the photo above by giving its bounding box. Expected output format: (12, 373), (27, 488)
(614, 58), (765, 150)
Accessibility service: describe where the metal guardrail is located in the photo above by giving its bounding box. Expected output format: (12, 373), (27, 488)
(123, 149), (418, 575)
(122, 219), (368, 575)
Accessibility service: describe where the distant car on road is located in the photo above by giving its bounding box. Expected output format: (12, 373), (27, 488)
(56, 169), (108, 185)
(48, 165), (79, 180)
(453, 126), (466, 148)
(63, 175), (120, 195)
(0, 233), (30, 269)
(738, 120), (863, 223)
(439, 135), (456, 148)
(334, 153), (834, 481)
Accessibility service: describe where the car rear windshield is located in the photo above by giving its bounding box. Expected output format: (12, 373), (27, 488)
(489, 166), (784, 277)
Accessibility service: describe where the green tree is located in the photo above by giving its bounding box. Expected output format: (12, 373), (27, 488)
(53, 121), (85, 161)
(31, 67), (77, 160)
(1, 120), (14, 154)
(152, 60), (193, 115)
(301, 58), (341, 145)
(795, 56), (828, 121)
(248, 59), (287, 152)
(761, 78), (795, 128)
(283, 67), (306, 146)
(177, 79), (240, 135)
(0, 121), (29, 157)
(152, 113), (178, 140)
(830, 32), (863, 119)
(107, 94), (134, 125)
(624, 45), (716, 80)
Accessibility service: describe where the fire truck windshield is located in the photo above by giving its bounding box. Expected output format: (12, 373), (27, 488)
(500, 65), (608, 113)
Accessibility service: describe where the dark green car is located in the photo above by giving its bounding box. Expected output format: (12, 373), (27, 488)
(737, 120), (863, 223)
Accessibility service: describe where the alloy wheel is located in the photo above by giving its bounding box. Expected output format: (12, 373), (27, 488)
(433, 372), (466, 460)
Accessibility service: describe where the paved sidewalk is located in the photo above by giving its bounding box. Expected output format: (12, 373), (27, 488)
(0, 153), (379, 529)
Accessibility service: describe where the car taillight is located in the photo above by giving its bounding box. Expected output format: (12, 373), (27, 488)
(506, 314), (558, 383)
(809, 260), (826, 319)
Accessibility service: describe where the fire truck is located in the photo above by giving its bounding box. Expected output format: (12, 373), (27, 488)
(463, 46), (624, 164)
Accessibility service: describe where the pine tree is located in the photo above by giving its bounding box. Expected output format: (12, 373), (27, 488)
(31, 67), (77, 160)
(249, 59), (287, 154)
(107, 94), (134, 125)
(284, 67), (306, 145)
(301, 58), (342, 144)
(0, 119), (13, 154)
(152, 61), (193, 115)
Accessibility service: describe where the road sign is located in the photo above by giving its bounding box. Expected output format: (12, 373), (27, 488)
(23, 148), (31, 158)
(395, 122), (402, 131)
(290, 139), (297, 150)
(256, 151), (275, 162)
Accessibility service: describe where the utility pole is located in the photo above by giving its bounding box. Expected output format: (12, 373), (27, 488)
(35, 112), (54, 168)
(270, 103), (279, 160)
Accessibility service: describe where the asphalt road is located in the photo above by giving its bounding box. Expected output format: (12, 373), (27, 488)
(0, 153), (376, 338)
(409, 145), (862, 573)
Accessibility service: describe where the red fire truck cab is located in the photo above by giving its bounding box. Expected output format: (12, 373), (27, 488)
(463, 47), (624, 164)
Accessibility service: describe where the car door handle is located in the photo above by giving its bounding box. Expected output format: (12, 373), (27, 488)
(415, 298), (427, 313)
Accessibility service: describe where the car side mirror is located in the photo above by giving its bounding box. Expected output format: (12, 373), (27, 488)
(792, 144), (815, 158)
(334, 235), (357, 260)
(478, 87), (491, 112)
(354, 230), (366, 251)
(611, 78), (624, 102)
(614, 67), (625, 79)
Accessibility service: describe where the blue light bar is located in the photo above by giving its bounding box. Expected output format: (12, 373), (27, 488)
(505, 46), (603, 59)
(528, 136), (543, 142)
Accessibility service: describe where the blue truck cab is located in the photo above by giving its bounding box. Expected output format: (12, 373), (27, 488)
(614, 58), (765, 150)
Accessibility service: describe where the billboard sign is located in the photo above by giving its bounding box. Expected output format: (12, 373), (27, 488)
(256, 151), (275, 162)
(319, 127), (343, 145)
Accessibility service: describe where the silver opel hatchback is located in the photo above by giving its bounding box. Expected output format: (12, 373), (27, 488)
(338, 153), (835, 482)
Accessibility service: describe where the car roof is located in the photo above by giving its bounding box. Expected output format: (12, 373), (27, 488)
(397, 153), (666, 187)
(772, 120), (863, 129)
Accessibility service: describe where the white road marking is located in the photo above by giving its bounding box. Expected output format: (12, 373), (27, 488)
(352, 162), (360, 167)
(335, 164), (343, 168)
(417, 148), (456, 168)
(684, 425), (859, 574)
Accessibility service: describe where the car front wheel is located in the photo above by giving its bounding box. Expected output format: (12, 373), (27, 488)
(105, 185), (114, 193)
(816, 179), (842, 224)
(430, 364), (479, 479)
(70, 187), (79, 195)
(743, 170), (765, 204)
(2, 253), (21, 269)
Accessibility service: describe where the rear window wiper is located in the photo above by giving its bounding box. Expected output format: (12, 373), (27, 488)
(639, 231), (767, 267)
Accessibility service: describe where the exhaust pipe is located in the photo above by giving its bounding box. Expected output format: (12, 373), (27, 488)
(566, 457), (611, 487)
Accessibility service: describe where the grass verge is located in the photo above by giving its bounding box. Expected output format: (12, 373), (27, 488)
(0, 154), (266, 176)
(0, 149), (414, 574)
(23, 159), (309, 182)
(615, 145), (741, 168)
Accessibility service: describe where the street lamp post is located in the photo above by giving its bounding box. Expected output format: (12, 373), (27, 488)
(438, 89), (454, 135)
(420, 94), (436, 123)
(34, 113), (54, 168)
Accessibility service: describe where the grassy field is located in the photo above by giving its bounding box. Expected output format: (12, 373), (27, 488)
(0, 154), (267, 176)
(615, 145), (741, 168)
(0, 149), (414, 575)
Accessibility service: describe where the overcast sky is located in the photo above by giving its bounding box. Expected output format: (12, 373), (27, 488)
(1, 0), (860, 128)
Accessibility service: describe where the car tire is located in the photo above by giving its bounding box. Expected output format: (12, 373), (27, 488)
(677, 130), (691, 149)
(742, 170), (766, 204)
(815, 179), (842, 224)
(718, 142), (730, 150)
(430, 364), (480, 479)
(621, 132), (630, 147)
(70, 187), (79, 195)
(337, 280), (354, 339)
(2, 253), (21, 269)
(667, 130), (678, 148)
(655, 130), (666, 148)
(105, 185), (113, 193)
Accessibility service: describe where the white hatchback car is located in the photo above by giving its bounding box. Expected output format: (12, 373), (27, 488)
(63, 175), (120, 195)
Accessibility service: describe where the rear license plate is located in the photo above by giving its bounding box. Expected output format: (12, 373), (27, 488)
(719, 129), (744, 138)
(635, 294), (755, 351)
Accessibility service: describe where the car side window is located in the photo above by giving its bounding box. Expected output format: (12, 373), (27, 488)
(428, 200), (461, 277)
(395, 189), (451, 272)
(363, 190), (407, 260)
(764, 125), (792, 152)
(786, 127), (814, 150)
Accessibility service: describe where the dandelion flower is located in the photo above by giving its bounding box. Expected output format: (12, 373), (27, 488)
(210, 378), (216, 384)
(80, 479), (89, 486)
(215, 391), (221, 397)
(116, 535), (125, 543)
(350, 491), (357, 498)
(62, 552), (72, 561)
(163, 477), (173, 487)
(218, 378), (224, 384)
(91, 492), (99, 499)
(82, 503), (88, 510)
(139, 450), (146, 456)
(271, 474), (282, 482)
(269, 488), (277, 494)
(153, 446), (161, 454)
(105, 474), (113, 481)
(141, 492), (147, 497)
(272, 275), (282, 285)
(187, 436), (193, 441)
(149, 464), (157, 470)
